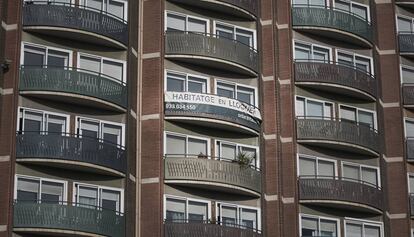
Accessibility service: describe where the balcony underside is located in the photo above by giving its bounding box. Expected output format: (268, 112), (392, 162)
(295, 82), (376, 101)
(396, 1), (414, 8)
(297, 139), (379, 157)
(13, 228), (106, 237)
(300, 200), (382, 214)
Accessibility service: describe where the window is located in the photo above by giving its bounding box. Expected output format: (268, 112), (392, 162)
(216, 81), (257, 106)
(401, 66), (414, 84)
(298, 155), (336, 178)
(15, 175), (66, 203)
(165, 133), (209, 158)
(339, 105), (376, 129)
(215, 23), (256, 48)
(80, 0), (127, 20)
(164, 196), (210, 223)
(216, 141), (259, 168)
(217, 203), (260, 231)
(345, 220), (382, 237)
(74, 183), (123, 212)
(408, 173), (414, 194)
(342, 162), (379, 187)
(397, 16), (414, 33)
(78, 53), (126, 83)
(294, 42), (331, 62)
(166, 71), (208, 93)
(295, 97), (334, 119)
(292, 0), (326, 6)
(337, 51), (373, 75)
(22, 43), (71, 68)
(18, 108), (69, 134)
(406, 120), (414, 139)
(335, 0), (370, 21)
(300, 215), (339, 237)
(76, 117), (124, 147)
(166, 12), (208, 33)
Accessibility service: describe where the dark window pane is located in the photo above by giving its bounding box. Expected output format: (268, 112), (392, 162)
(24, 52), (44, 67)
(17, 190), (38, 202)
(103, 133), (118, 144)
(102, 199), (117, 211)
(42, 194), (60, 204)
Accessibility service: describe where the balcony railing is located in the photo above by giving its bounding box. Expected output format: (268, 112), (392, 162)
(402, 84), (414, 106)
(164, 155), (261, 195)
(165, 31), (258, 74)
(410, 194), (414, 216)
(406, 138), (414, 161)
(296, 117), (380, 154)
(298, 176), (383, 212)
(13, 200), (125, 237)
(292, 5), (373, 44)
(19, 66), (127, 109)
(16, 132), (126, 175)
(294, 60), (376, 100)
(164, 220), (261, 237)
(23, 1), (128, 46)
(399, 33), (414, 53)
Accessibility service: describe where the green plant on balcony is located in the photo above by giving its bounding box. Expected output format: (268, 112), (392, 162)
(235, 151), (254, 169)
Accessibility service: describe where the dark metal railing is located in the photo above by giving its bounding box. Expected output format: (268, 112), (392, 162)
(402, 83), (414, 106)
(298, 176), (383, 211)
(296, 117), (380, 154)
(294, 60), (377, 99)
(23, 1), (128, 46)
(164, 220), (261, 237)
(398, 32), (414, 53)
(19, 66), (127, 109)
(164, 155), (261, 194)
(16, 131), (127, 174)
(406, 138), (414, 161)
(165, 31), (258, 73)
(410, 194), (414, 216)
(13, 200), (125, 237)
(292, 5), (373, 43)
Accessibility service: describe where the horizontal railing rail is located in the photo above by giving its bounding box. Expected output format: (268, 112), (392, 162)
(298, 177), (383, 211)
(299, 175), (381, 189)
(164, 156), (261, 194)
(13, 200), (125, 237)
(16, 131), (127, 174)
(165, 31), (258, 73)
(294, 59), (377, 98)
(295, 117), (380, 153)
(19, 65), (127, 108)
(292, 4), (373, 43)
(402, 83), (414, 105)
(23, 1), (128, 45)
(398, 32), (414, 53)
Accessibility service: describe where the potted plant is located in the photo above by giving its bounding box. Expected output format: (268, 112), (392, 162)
(197, 152), (207, 159)
(235, 151), (254, 169)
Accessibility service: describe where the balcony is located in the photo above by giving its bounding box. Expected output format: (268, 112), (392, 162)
(402, 84), (414, 108)
(294, 60), (377, 101)
(292, 5), (373, 47)
(13, 201), (125, 237)
(16, 132), (126, 177)
(22, 2), (128, 49)
(298, 177), (383, 214)
(164, 221), (261, 237)
(165, 32), (259, 76)
(164, 91), (262, 135)
(399, 33), (414, 57)
(164, 156), (261, 197)
(296, 118), (380, 156)
(396, 0), (414, 9)
(167, 0), (258, 20)
(19, 66), (127, 112)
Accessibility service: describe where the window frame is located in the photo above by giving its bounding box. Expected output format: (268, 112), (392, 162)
(17, 107), (70, 134)
(338, 104), (377, 129)
(404, 117), (414, 138)
(293, 40), (333, 62)
(215, 202), (261, 232)
(164, 70), (210, 93)
(396, 14), (414, 33)
(295, 96), (335, 119)
(163, 131), (211, 158)
(213, 21), (257, 49)
(344, 218), (383, 237)
(400, 64), (414, 84)
(77, 52), (127, 83)
(20, 42), (73, 68)
(333, 0), (371, 22)
(214, 79), (258, 106)
(215, 140), (260, 168)
(299, 213), (341, 237)
(164, 11), (210, 34)
(14, 174), (68, 203)
(296, 154), (338, 178)
(407, 172), (414, 194)
(163, 195), (211, 222)
(335, 50), (374, 76)
(79, 0), (128, 21)
(340, 161), (381, 187)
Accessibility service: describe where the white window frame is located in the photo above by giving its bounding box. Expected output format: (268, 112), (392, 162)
(72, 182), (124, 213)
(333, 0), (371, 22)
(77, 52), (127, 83)
(20, 42), (73, 68)
(164, 11), (210, 33)
(407, 173), (414, 193)
(341, 161), (381, 187)
(213, 21), (257, 49)
(338, 104), (377, 129)
(164, 70), (210, 93)
(163, 131), (211, 158)
(293, 40), (333, 62)
(14, 174), (68, 202)
(296, 154), (338, 178)
(215, 140), (260, 168)
(335, 50), (374, 76)
(299, 213), (341, 237)
(400, 65), (414, 84)
(404, 117), (414, 138)
(215, 202), (261, 232)
(17, 107), (70, 133)
(214, 79), (258, 106)
(344, 218), (383, 237)
(80, 0), (128, 21)
(163, 195), (211, 221)
(396, 14), (414, 33)
(295, 96), (334, 119)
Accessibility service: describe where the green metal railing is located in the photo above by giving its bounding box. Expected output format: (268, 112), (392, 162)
(292, 5), (373, 44)
(398, 33), (414, 53)
(19, 66), (127, 109)
(13, 200), (125, 237)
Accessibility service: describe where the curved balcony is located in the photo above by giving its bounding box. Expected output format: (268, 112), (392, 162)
(22, 2), (128, 49)
(19, 66), (127, 112)
(164, 220), (261, 237)
(399, 33), (414, 57)
(16, 132), (126, 177)
(168, 0), (258, 20)
(13, 201), (125, 237)
(164, 91), (262, 135)
(292, 5), (373, 47)
(164, 156), (261, 197)
(296, 117), (380, 156)
(165, 31), (258, 76)
(396, 0), (414, 9)
(299, 176), (383, 214)
(294, 60), (377, 101)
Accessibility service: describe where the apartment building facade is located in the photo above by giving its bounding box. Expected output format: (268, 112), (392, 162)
(0, 0), (413, 236)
